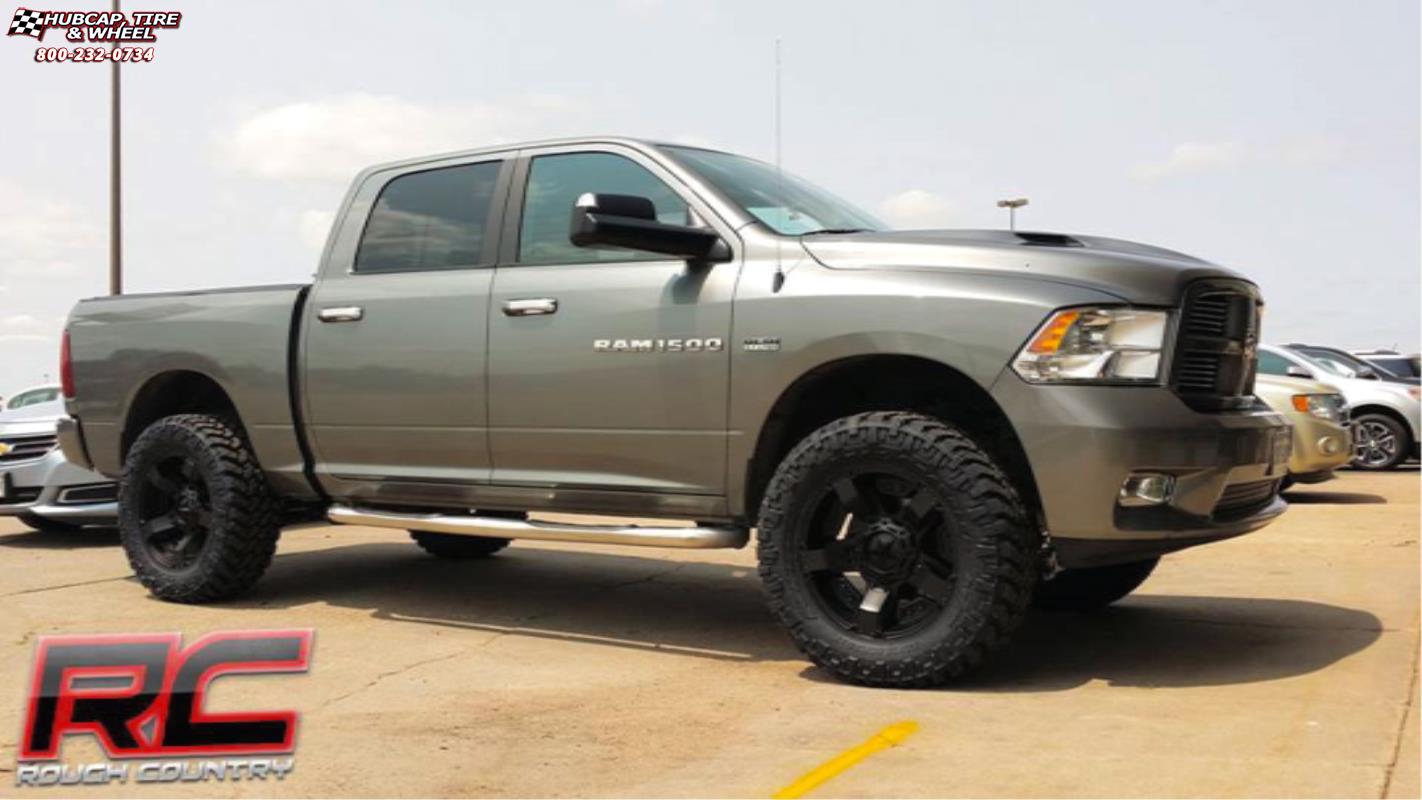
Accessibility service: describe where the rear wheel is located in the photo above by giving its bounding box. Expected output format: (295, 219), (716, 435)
(1033, 557), (1159, 611)
(410, 511), (522, 559)
(1352, 414), (1410, 471)
(118, 414), (281, 603)
(757, 411), (1038, 688)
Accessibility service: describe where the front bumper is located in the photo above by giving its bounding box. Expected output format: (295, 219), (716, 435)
(0, 445), (118, 523)
(1285, 412), (1352, 477)
(991, 377), (1291, 568)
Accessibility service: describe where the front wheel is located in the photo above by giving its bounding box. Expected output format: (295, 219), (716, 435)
(757, 411), (1038, 688)
(1351, 414), (1410, 471)
(1032, 557), (1159, 611)
(118, 414), (282, 603)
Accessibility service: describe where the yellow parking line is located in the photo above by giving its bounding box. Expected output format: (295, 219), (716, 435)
(771, 720), (919, 799)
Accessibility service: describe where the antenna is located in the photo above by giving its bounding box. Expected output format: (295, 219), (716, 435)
(773, 37), (786, 293)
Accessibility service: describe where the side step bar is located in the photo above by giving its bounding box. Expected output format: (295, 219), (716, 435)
(327, 505), (748, 550)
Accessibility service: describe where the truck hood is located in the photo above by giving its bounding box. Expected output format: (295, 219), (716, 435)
(0, 398), (63, 436)
(799, 229), (1249, 306)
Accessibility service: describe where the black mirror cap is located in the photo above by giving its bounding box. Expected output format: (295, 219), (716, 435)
(569, 193), (731, 262)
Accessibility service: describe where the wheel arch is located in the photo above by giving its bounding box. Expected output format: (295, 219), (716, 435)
(120, 370), (242, 462)
(741, 354), (1044, 529)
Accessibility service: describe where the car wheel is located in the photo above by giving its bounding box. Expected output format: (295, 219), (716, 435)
(17, 513), (86, 533)
(118, 414), (282, 603)
(1351, 413), (1410, 471)
(1032, 558), (1159, 611)
(757, 411), (1038, 688)
(410, 510), (521, 559)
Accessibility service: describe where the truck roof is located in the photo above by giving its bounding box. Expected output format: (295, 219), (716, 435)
(355, 136), (729, 179)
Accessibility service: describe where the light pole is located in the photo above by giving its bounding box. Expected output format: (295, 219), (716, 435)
(109, 0), (122, 295)
(996, 197), (1029, 231)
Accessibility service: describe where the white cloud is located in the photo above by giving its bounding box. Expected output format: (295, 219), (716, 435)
(1276, 136), (1343, 166)
(0, 179), (102, 279)
(879, 190), (956, 229)
(297, 209), (335, 250)
(1133, 141), (1246, 181)
(218, 93), (582, 182)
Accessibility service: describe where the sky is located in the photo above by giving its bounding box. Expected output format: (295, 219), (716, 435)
(1, 0), (1418, 392)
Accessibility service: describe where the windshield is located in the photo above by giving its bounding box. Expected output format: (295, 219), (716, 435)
(1293, 347), (1382, 378)
(662, 146), (884, 236)
(6, 387), (60, 410)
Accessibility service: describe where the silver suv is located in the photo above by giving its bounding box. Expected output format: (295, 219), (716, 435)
(0, 393), (117, 529)
(1259, 344), (1421, 470)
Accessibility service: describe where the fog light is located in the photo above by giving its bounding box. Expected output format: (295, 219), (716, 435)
(1119, 473), (1175, 507)
(1318, 436), (1341, 456)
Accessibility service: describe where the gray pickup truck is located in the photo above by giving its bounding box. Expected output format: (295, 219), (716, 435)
(60, 137), (1291, 687)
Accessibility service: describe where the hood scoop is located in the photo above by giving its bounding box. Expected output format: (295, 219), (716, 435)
(1014, 231), (1085, 248)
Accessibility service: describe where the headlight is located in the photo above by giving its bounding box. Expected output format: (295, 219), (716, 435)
(1012, 307), (1170, 384)
(1291, 393), (1345, 422)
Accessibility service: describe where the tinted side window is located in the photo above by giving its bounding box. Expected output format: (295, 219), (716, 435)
(1256, 350), (1295, 376)
(355, 162), (501, 273)
(519, 153), (689, 265)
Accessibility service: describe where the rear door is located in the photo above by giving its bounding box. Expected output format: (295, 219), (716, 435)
(301, 157), (510, 497)
(486, 145), (740, 498)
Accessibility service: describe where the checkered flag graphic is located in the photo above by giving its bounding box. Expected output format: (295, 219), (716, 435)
(8, 8), (43, 38)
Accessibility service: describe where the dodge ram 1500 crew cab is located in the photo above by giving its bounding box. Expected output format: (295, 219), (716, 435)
(59, 137), (1291, 687)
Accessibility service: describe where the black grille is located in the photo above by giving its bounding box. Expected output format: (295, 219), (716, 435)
(1170, 280), (1262, 412)
(0, 434), (57, 463)
(1214, 479), (1280, 518)
(0, 487), (41, 505)
(58, 483), (118, 504)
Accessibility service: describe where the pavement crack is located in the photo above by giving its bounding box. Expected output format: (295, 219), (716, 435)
(601, 561), (689, 592)
(1380, 635), (1420, 798)
(3, 575), (130, 598)
(313, 649), (466, 713)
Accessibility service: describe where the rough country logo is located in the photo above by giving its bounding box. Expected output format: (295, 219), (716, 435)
(15, 630), (312, 788)
(8, 7), (181, 62)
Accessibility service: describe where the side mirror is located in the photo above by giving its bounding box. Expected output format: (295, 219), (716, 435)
(569, 193), (730, 262)
(1285, 365), (1312, 379)
(1356, 367), (1379, 380)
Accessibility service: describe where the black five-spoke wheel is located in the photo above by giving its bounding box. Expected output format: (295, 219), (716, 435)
(118, 414), (282, 603)
(800, 472), (956, 639)
(136, 455), (215, 570)
(758, 411), (1038, 688)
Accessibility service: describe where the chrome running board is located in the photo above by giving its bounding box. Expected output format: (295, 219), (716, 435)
(327, 504), (748, 549)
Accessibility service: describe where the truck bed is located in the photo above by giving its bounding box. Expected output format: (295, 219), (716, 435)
(65, 283), (316, 498)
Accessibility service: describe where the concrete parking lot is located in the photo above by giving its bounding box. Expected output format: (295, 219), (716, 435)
(0, 469), (1417, 798)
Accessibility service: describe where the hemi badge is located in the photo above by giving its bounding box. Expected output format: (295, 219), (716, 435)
(743, 337), (781, 352)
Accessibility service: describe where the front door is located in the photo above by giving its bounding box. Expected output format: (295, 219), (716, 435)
(487, 147), (739, 497)
(302, 158), (507, 496)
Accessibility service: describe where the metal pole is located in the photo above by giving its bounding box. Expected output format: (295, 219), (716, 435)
(1008, 206), (1015, 231)
(109, 0), (122, 295)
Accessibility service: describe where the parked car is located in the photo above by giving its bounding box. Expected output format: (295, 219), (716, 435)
(1259, 344), (1421, 470)
(1253, 375), (1351, 486)
(1352, 349), (1422, 380)
(1285, 344), (1420, 386)
(59, 137), (1292, 687)
(5, 385), (62, 410)
(0, 393), (118, 530)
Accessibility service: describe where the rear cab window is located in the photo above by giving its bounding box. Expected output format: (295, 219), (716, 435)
(354, 161), (502, 273)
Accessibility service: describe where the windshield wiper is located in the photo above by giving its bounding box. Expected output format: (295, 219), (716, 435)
(800, 228), (872, 235)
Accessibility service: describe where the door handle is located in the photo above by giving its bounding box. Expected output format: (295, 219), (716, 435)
(318, 306), (364, 323)
(502, 298), (559, 317)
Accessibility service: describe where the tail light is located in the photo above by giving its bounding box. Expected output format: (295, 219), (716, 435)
(60, 330), (75, 398)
